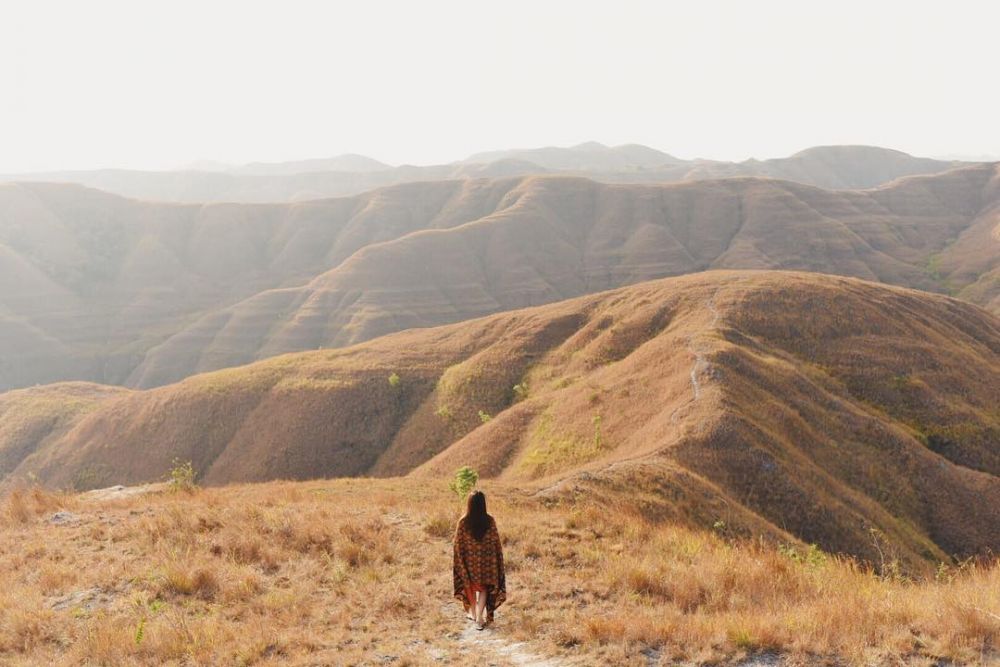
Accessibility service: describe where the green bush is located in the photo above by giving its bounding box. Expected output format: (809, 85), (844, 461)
(448, 466), (479, 498)
(167, 458), (197, 493)
(387, 372), (401, 388)
(778, 542), (828, 568)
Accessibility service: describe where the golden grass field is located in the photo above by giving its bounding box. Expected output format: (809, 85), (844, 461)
(2, 479), (997, 666)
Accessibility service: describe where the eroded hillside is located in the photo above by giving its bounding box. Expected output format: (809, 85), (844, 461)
(4, 271), (997, 567)
(3, 164), (996, 390)
(132, 164), (1000, 387)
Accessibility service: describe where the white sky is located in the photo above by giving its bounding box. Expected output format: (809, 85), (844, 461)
(1, 0), (998, 172)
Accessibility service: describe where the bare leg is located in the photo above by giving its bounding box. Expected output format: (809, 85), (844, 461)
(474, 590), (488, 627)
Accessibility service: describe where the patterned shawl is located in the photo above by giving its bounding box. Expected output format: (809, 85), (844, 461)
(452, 515), (507, 621)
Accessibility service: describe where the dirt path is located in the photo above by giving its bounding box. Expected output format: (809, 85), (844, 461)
(688, 288), (722, 402)
(668, 286), (723, 427)
(453, 624), (564, 667)
(82, 482), (167, 501)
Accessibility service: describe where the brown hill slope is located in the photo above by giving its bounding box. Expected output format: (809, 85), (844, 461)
(131, 164), (1000, 387)
(2, 164), (997, 390)
(0, 383), (129, 480)
(2, 145), (965, 203)
(6, 271), (998, 566)
(0, 178), (529, 389)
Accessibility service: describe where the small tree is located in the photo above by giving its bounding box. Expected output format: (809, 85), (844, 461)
(448, 466), (479, 498)
(387, 372), (401, 388)
(167, 458), (197, 493)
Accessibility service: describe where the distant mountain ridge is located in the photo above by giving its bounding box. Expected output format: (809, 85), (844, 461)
(233, 153), (392, 176)
(0, 144), (971, 203)
(463, 141), (685, 171)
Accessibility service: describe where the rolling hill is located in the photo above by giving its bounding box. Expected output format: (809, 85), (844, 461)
(0, 382), (129, 480)
(0, 178), (530, 389)
(463, 141), (685, 171)
(233, 153), (392, 176)
(1, 163), (997, 391)
(1, 145), (967, 203)
(3, 271), (998, 567)
(680, 145), (963, 189)
(129, 163), (1000, 388)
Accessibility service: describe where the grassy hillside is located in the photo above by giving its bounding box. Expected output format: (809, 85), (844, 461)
(0, 479), (996, 666)
(4, 271), (997, 568)
(0, 178), (526, 390)
(1, 164), (996, 390)
(130, 164), (1000, 387)
(0, 383), (130, 480)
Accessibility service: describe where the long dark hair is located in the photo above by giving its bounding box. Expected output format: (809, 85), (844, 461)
(463, 490), (491, 541)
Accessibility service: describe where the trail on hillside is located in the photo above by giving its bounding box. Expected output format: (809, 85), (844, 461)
(452, 624), (565, 667)
(688, 288), (722, 401)
(536, 287), (727, 500)
(668, 286), (723, 426)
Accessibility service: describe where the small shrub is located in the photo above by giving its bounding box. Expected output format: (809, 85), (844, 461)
(161, 565), (219, 599)
(729, 627), (757, 651)
(435, 405), (453, 420)
(2, 487), (68, 524)
(513, 382), (529, 401)
(624, 566), (671, 598)
(167, 459), (197, 493)
(424, 514), (454, 538)
(387, 372), (400, 388)
(778, 542), (828, 568)
(478, 410), (492, 423)
(448, 467), (478, 498)
(339, 541), (372, 568)
(4, 489), (31, 524)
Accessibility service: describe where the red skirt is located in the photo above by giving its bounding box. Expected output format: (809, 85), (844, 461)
(464, 583), (487, 606)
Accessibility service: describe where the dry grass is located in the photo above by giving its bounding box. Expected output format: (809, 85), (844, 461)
(1, 486), (77, 524)
(0, 479), (996, 666)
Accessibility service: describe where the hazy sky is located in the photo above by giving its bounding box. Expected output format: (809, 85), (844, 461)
(2, 0), (998, 172)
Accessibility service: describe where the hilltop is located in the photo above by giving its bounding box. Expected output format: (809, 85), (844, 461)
(1, 164), (996, 390)
(3, 271), (997, 569)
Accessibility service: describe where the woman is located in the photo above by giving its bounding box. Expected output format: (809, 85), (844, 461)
(453, 490), (506, 630)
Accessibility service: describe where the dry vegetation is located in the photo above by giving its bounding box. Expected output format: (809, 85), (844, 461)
(3, 273), (997, 591)
(1, 479), (997, 666)
(3, 161), (997, 393)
